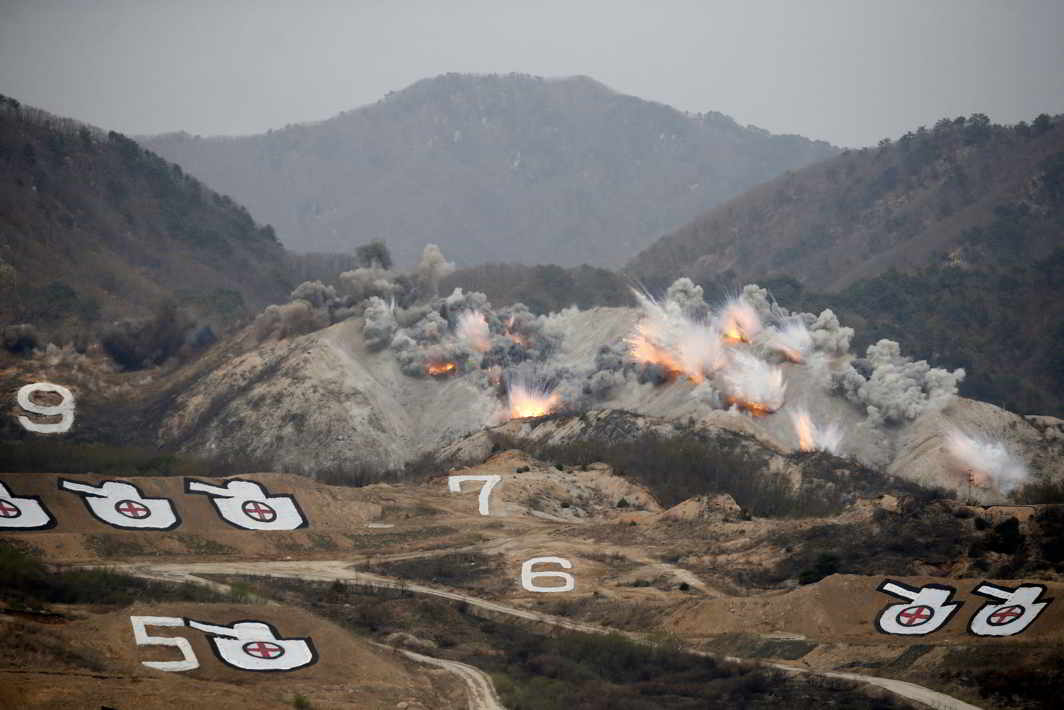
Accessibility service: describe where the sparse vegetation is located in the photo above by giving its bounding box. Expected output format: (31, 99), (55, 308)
(242, 577), (907, 710)
(490, 424), (946, 517)
(0, 540), (229, 608)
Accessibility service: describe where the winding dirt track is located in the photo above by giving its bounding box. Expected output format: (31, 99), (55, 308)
(108, 560), (984, 710)
(383, 645), (506, 710)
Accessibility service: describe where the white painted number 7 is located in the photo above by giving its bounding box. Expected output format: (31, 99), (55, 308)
(448, 474), (501, 516)
(130, 616), (199, 672)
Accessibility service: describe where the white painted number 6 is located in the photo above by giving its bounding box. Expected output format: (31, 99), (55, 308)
(448, 474), (501, 516)
(520, 556), (575, 593)
(16, 382), (75, 433)
(130, 616), (199, 672)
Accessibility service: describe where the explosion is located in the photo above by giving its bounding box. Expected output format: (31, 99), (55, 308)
(943, 429), (1029, 493)
(626, 289), (723, 383)
(770, 319), (813, 363)
(721, 352), (786, 415)
(426, 361), (458, 377)
(507, 380), (561, 419)
(718, 296), (763, 344)
(788, 406), (843, 454)
(456, 310), (491, 353)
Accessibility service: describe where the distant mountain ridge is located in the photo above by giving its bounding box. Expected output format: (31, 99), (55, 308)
(626, 113), (1064, 291)
(142, 73), (837, 268)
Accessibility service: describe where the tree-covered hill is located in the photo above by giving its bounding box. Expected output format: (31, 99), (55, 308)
(0, 95), (294, 348)
(626, 113), (1064, 292)
(142, 73), (837, 268)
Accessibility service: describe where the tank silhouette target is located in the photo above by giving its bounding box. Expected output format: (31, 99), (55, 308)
(968, 582), (1054, 637)
(58, 479), (180, 530)
(184, 478), (308, 530)
(875, 580), (963, 636)
(186, 619), (317, 671)
(0, 480), (57, 530)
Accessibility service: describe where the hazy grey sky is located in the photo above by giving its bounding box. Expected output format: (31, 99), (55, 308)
(1, 0), (1062, 147)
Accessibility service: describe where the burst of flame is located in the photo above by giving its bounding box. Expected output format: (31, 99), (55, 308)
(508, 382), (560, 419)
(771, 319), (813, 363)
(626, 290), (722, 383)
(456, 310), (491, 353)
(726, 397), (775, 417)
(717, 297), (762, 345)
(788, 406), (843, 453)
(721, 352), (786, 415)
(426, 361), (457, 376)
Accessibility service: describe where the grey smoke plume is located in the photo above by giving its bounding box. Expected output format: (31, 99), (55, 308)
(416, 244), (455, 297)
(835, 339), (965, 425)
(253, 300), (330, 342)
(807, 309), (854, 356)
(339, 266), (400, 305)
(362, 296), (398, 351)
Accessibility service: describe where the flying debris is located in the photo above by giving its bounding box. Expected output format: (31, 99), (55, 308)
(718, 295), (763, 344)
(507, 378), (561, 419)
(626, 289), (723, 383)
(770, 318), (813, 363)
(456, 310), (491, 353)
(943, 429), (1029, 493)
(788, 406), (843, 454)
(722, 352), (786, 416)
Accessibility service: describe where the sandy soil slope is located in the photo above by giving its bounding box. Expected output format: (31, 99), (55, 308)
(0, 603), (460, 710)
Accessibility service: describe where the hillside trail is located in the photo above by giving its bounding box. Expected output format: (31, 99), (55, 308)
(110, 559), (984, 710)
(373, 643), (506, 710)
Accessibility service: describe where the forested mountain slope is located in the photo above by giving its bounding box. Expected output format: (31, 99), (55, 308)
(0, 95), (294, 348)
(142, 73), (837, 268)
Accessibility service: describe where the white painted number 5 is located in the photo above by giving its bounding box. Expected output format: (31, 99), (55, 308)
(16, 382), (75, 434)
(448, 474), (501, 516)
(130, 616), (199, 672)
(521, 556), (575, 593)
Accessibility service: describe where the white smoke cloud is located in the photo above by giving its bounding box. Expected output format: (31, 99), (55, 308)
(456, 310), (491, 353)
(721, 351), (787, 413)
(944, 428), (1029, 493)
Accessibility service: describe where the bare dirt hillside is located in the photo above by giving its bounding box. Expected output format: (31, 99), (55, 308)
(0, 602), (459, 710)
(6, 451), (1063, 708)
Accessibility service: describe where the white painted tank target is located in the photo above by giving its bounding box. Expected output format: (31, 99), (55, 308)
(448, 474), (501, 515)
(16, 382), (75, 433)
(184, 478), (308, 530)
(968, 581), (1053, 637)
(520, 556), (575, 593)
(875, 579), (962, 635)
(186, 619), (318, 672)
(130, 616), (199, 672)
(59, 479), (180, 530)
(0, 480), (57, 530)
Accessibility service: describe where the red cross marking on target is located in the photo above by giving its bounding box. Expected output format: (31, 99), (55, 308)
(988, 605), (1025, 626)
(897, 605), (934, 626)
(115, 499), (151, 519)
(242, 500), (277, 522)
(243, 641), (285, 659)
(0, 499), (21, 518)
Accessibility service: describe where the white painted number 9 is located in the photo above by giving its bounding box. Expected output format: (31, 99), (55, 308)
(520, 556), (575, 593)
(448, 474), (501, 516)
(130, 616), (199, 672)
(16, 382), (75, 433)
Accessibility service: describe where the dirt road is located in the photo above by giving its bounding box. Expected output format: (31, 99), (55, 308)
(108, 560), (984, 710)
(386, 646), (506, 710)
